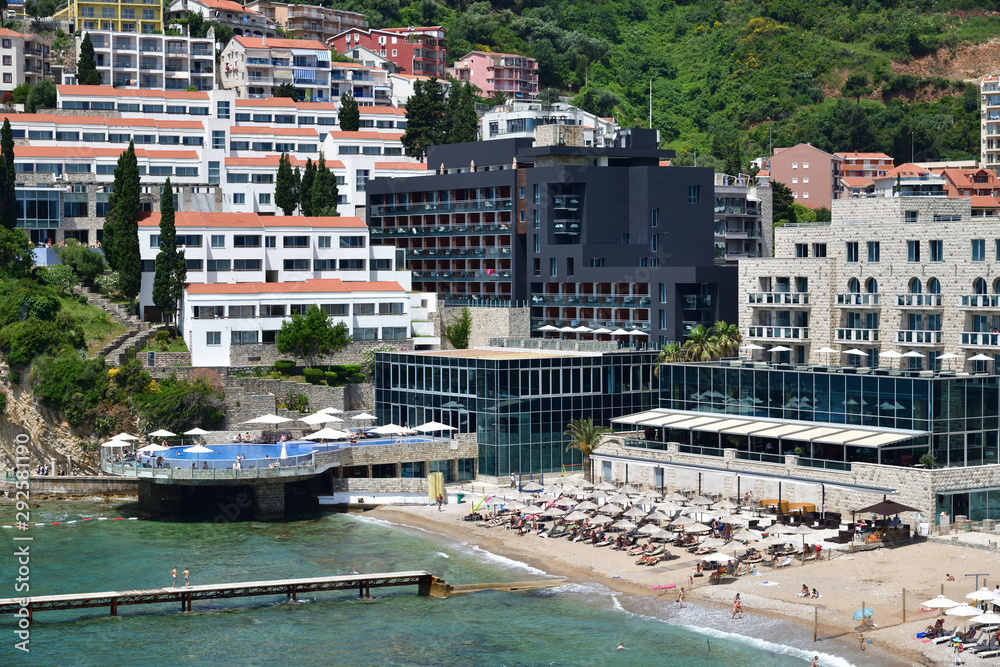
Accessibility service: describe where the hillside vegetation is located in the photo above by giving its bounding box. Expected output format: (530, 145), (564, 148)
(336, 0), (1000, 168)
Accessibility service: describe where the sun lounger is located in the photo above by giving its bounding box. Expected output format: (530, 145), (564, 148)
(960, 634), (988, 651)
(931, 627), (959, 645)
(775, 557), (793, 568)
(970, 636), (998, 655)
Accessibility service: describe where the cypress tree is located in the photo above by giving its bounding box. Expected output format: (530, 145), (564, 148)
(299, 157), (315, 217)
(0, 118), (15, 230)
(274, 152), (297, 215)
(152, 178), (185, 325)
(402, 78), (447, 160)
(103, 148), (131, 269)
(448, 82), (479, 144)
(78, 33), (101, 86)
(114, 142), (142, 316)
(339, 92), (360, 132)
(291, 165), (301, 213)
(310, 151), (339, 217)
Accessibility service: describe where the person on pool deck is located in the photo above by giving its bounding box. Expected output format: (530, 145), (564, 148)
(202, 462), (209, 470)
(947, 574), (956, 581)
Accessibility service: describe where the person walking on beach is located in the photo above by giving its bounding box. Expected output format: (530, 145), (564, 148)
(436, 493), (444, 511)
(170, 567), (177, 588)
(183, 568), (190, 588)
(859, 632), (865, 651)
(676, 587), (685, 609)
(731, 593), (743, 619)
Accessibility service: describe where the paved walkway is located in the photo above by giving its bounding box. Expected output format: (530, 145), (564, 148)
(928, 530), (1000, 549)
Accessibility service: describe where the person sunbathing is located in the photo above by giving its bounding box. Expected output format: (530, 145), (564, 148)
(810, 588), (819, 599)
(800, 584), (810, 597)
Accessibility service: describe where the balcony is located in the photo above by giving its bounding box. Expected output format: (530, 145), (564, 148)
(530, 295), (651, 307)
(412, 270), (512, 282)
(835, 328), (879, 342)
(191, 48), (213, 57)
(247, 76), (274, 86)
(409, 247), (511, 258)
(553, 220), (580, 235)
(139, 63), (161, 70)
(371, 199), (512, 216)
(960, 332), (1000, 347)
(114, 43), (137, 51)
(835, 293), (879, 307)
(370, 223), (512, 237)
(747, 292), (809, 306)
(897, 330), (942, 345)
(896, 294), (942, 308)
(166, 46), (188, 55)
(140, 45), (162, 53)
(960, 295), (1000, 309)
(747, 326), (809, 340)
(681, 294), (712, 310)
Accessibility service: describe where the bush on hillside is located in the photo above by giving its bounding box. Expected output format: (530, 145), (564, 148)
(35, 265), (76, 292)
(303, 368), (325, 385)
(349, 373), (366, 384)
(57, 243), (106, 284)
(0, 319), (65, 368)
(274, 359), (296, 375)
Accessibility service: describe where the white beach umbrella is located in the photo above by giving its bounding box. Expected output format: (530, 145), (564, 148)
(655, 502), (683, 513)
(544, 484), (565, 495)
(552, 497), (577, 508)
(769, 345), (792, 353)
(351, 413), (378, 421)
(588, 492), (607, 502)
(843, 348), (867, 357)
(304, 428), (351, 441)
(758, 534), (790, 548)
(623, 507), (648, 518)
(542, 506), (567, 517)
(879, 350), (903, 359)
(101, 440), (132, 448)
(574, 500), (599, 511)
(732, 528), (763, 542)
(148, 429), (176, 438)
(505, 500), (526, 511)
(815, 347), (837, 354)
(112, 433), (139, 441)
(685, 523), (713, 533)
(969, 354), (993, 362)
(702, 553), (737, 564)
(665, 492), (688, 502)
(577, 479), (595, 490)
(538, 325), (559, 331)
(936, 353), (962, 361)
(574, 326), (593, 333)
(671, 515), (697, 527)
(521, 481), (544, 492)
(524, 504), (546, 514)
(966, 588), (999, 602)
(319, 407), (344, 414)
(640, 489), (662, 500)
(370, 423), (408, 435)
(618, 483), (641, 495)
(589, 515), (613, 525)
(645, 511), (671, 522)
(612, 519), (637, 531)
(599, 505), (623, 516)
(902, 350), (925, 358)
(414, 421), (458, 432)
(699, 537), (729, 550)
(637, 524), (661, 534)
(947, 604), (983, 631)
(714, 500), (738, 510)
(242, 414), (292, 425)
(971, 611), (1000, 625)
(184, 428), (210, 436)
(299, 413), (344, 425)
(649, 528), (674, 540)
(921, 595), (959, 609)
(606, 494), (632, 505)
(183, 444), (213, 468)
(595, 482), (617, 491)
(690, 495), (715, 507)
(744, 343), (766, 351)
(139, 443), (171, 452)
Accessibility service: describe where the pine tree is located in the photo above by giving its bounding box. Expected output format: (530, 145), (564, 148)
(310, 151), (339, 217)
(78, 33), (101, 86)
(402, 78), (448, 160)
(299, 158), (315, 217)
(448, 81), (479, 144)
(152, 178), (185, 325)
(0, 118), (15, 230)
(274, 152), (297, 215)
(339, 92), (360, 131)
(114, 142), (141, 316)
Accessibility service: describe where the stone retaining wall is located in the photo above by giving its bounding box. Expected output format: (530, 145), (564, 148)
(330, 478), (430, 493)
(229, 339), (415, 366)
(26, 476), (138, 495)
(438, 306), (530, 349)
(222, 377), (374, 428)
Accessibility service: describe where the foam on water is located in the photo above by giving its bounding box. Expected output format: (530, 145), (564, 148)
(434, 552), (450, 558)
(675, 623), (857, 667)
(464, 544), (549, 576)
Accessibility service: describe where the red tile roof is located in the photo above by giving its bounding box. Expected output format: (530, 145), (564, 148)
(294, 101), (338, 111)
(880, 163), (935, 179)
(186, 278), (404, 295)
(840, 177), (874, 187)
(326, 130), (402, 141)
(196, 0), (261, 14)
(971, 196), (1000, 208)
(235, 97), (297, 108)
(138, 212), (367, 229)
(230, 125), (318, 136)
(835, 152), (893, 160)
(233, 36), (327, 50)
(374, 162), (426, 171)
(358, 106), (406, 116)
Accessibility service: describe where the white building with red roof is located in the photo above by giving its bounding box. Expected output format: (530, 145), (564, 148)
(73, 29), (216, 92)
(221, 35), (332, 103)
(0, 28), (50, 92)
(167, 0), (278, 38)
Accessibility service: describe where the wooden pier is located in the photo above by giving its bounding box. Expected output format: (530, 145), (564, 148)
(0, 571), (438, 620)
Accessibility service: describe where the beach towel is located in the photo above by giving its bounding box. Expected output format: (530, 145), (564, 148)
(760, 581), (779, 586)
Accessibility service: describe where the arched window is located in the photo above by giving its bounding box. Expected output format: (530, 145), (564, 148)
(866, 278), (878, 294)
(848, 278), (860, 294)
(909, 278), (922, 294)
(993, 278), (1000, 295)
(927, 278), (941, 294)
(975, 278), (988, 295)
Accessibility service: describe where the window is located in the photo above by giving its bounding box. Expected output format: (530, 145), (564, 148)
(812, 243), (827, 258)
(233, 259), (261, 271)
(973, 238), (987, 262)
(3, 39), (11, 48)
(235, 113), (251, 122)
(206, 332), (221, 346)
(549, 257), (557, 277)
(795, 243), (808, 258)
(533, 235), (540, 253)
(118, 104), (139, 113)
(519, 186), (525, 199)
(166, 105), (185, 115)
(281, 236), (309, 248)
(996, 239), (1000, 262)
(321, 304), (349, 315)
(133, 135), (155, 144)
(650, 208), (659, 227)
(217, 101), (230, 119)
(803, 162), (809, 168)
(231, 331), (258, 344)
(28, 130), (52, 140)
(590, 258), (605, 268)
(297, 116), (314, 125)
(650, 234), (658, 252)
(265, 236), (276, 248)
(298, 143), (318, 153)
(56, 131), (79, 142)
(314, 259), (335, 270)
(228, 173), (249, 183)
(185, 259), (204, 271)
(372, 259), (391, 270)
(65, 164), (91, 173)
(141, 260), (156, 272)
(82, 132), (105, 143)
(233, 235), (260, 248)
(109, 133), (131, 143)
(354, 303), (375, 315)
(229, 141), (250, 151)
(233, 193), (245, 205)
(340, 259), (365, 270)
(210, 235), (225, 249)
(317, 236), (331, 248)
(149, 166), (172, 176)
(339, 236), (365, 248)
(260, 305), (286, 318)
(317, 117), (337, 126)
(803, 177), (809, 184)
(534, 210), (540, 229)
(338, 145), (359, 154)
(792, 178), (798, 184)
(149, 234), (161, 248)
(904, 210), (918, 223)
(356, 169), (369, 192)
(175, 167), (198, 177)
(803, 192), (809, 199)
(259, 193), (271, 205)
(688, 185), (700, 204)
(930, 240), (944, 262)
(275, 142), (295, 152)
(251, 142), (272, 151)
(353, 327), (377, 341)
(362, 146), (381, 155)
(533, 184), (540, 204)
(867, 241), (879, 262)
(792, 162), (798, 169)
(212, 130), (225, 150)
(620, 233), (629, 245)
(274, 114), (294, 124)
(207, 259), (230, 271)
(846, 242), (858, 263)
(907, 240), (920, 262)
(281, 258), (309, 272)
(141, 104), (163, 114)
(188, 107), (209, 116)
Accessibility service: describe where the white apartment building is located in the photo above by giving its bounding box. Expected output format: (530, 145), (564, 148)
(0, 28), (50, 92)
(76, 29), (215, 91)
(982, 75), (1000, 171)
(244, 1), (367, 43)
(480, 101), (619, 147)
(167, 0), (278, 38)
(387, 72), (450, 108)
(330, 61), (390, 105)
(221, 36), (332, 103)
(738, 197), (1000, 370)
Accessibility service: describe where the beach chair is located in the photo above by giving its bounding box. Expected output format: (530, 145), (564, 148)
(931, 627), (959, 645)
(775, 557), (793, 568)
(960, 634), (988, 651)
(970, 635), (997, 655)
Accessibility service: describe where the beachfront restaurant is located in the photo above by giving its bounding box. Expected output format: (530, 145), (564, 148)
(373, 343), (659, 479)
(605, 361), (1000, 523)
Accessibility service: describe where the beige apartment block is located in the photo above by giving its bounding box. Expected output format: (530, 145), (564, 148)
(739, 197), (1000, 368)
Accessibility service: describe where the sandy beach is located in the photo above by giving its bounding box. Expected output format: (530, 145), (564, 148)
(370, 498), (1000, 666)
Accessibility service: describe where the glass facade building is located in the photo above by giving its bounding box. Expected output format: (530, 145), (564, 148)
(374, 348), (659, 477)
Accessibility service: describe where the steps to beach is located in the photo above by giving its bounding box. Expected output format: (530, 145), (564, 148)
(73, 285), (164, 366)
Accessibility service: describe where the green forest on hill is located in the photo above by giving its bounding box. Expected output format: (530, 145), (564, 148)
(333, 0), (1000, 169)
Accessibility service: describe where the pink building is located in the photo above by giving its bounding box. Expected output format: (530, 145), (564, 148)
(447, 51), (538, 99)
(769, 143), (842, 210)
(835, 151), (894, 181)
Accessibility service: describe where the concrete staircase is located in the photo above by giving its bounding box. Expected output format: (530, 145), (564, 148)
(73, 285), (165, 366)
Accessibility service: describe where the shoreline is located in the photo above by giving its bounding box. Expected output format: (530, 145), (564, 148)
(368, 504), (950, 667)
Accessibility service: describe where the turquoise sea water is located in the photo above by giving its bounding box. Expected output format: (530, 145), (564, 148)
(0, 501), (865, 666)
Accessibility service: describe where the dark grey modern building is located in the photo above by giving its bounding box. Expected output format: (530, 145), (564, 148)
(366, 129), (737, 346)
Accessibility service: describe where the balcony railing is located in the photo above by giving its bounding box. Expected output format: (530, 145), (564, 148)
(413, 270), (512, 281)
(835, 293), (879, 307)
(530, 295), (651, 307)
(409, 247), (511, 258)
(371, 199), (513, 216)
(960, 295), (1000, 308)
(735, 451), (785, 464)
(897, 294), (942, 308)
(897, 330), (942, 345)
(372, 223), (512, 237)
(747, 292), (809, 306)
(835, 328), (879, 342)
(747, 326), (809, 340)
(961, 332), (1000, 347)
(797, 457), (851, 472)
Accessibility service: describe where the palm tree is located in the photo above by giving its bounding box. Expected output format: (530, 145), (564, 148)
(564, 418), (615, 483)
(711, 320), (743, 358)
(654, 342), (685, 377)
(682, 324), (718, 361)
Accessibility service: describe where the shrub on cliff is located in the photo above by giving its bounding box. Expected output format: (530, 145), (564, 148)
(133, 373), (225, 433)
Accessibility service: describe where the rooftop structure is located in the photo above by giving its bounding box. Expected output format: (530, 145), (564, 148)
(57, 0), (163, 34)
(769, 143), (842, 210)
(480, 101), (618, 147)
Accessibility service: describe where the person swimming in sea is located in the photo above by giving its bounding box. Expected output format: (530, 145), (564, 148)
(617, 642), (626, 651)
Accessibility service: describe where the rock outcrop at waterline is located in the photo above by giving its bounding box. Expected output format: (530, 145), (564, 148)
(0, 376), (100, 474)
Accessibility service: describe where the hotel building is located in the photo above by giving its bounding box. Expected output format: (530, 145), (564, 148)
(328, 26), (446, 78)
(77, 29), (215, 91)
(167, 0), (277, 38)
(0, 29), (50, 91)
(244, 1), (367, 43)
(57, 0), (163, 34)
(221, 36), (332, 102)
